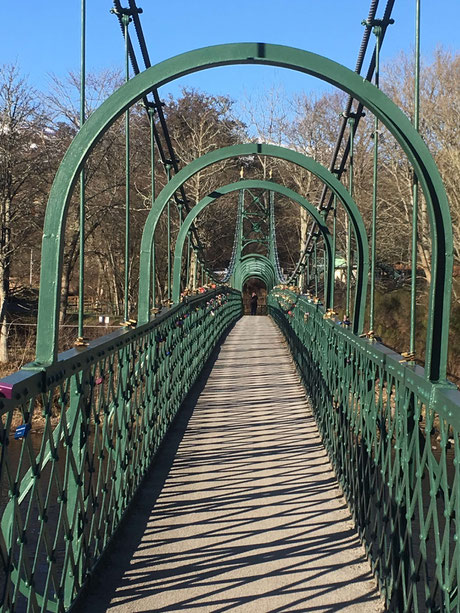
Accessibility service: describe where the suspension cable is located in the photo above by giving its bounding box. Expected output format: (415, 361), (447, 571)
(269, 190), (286, 283)
(112, 0), (211, 278)
(287, 0), (396, 286)
(112, 0), (396, 296)
(220, 189), (244, 283)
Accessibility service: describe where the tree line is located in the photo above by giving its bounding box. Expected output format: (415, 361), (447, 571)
(0, 48), (458, 378)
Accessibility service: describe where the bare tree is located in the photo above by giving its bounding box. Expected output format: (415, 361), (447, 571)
(378, 48), (460, 285)
(163, 88), (245, 288)
(42, 70), (129, 321)
(0, 64), (46, 362)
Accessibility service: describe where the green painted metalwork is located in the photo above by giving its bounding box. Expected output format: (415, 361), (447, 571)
(7, 36), (453, 612)
(218, 188), (244, 285)
(268, 189), (287, 285)
(369, 26), (381, 334)
(268, 287), (460, 612)
(165, 164), (172, 303)
(346, 116), (354, 318)
(149, 107), (156, 310)
(268, 190), (277, 272)
(123, 13), (131, 323)
(219, 186), (278, 290)
(314, 239), (319, 297)
(137, 144), (368, 335)
(331, 195), (337, 309)
(192, 250), (197, 288)
(186, 235), (191, 288)
(171, 180), (334, 305)
(0, 288), (241, 611)
(239, 188), (270, 254)
(410, 0), (421, 357)
(234, 254), (276, 291)
(236, 188), (244, 266)
(77, 0), (86, 340)
(33, 42), (452, 380)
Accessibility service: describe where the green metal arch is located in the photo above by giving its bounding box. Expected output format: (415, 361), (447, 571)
(171, 180), (334, 306)
(239, 271), (272, 290)
(139, 144), (368, 335)
(236, 254), (276, 290)
(34, 42), (452, 381)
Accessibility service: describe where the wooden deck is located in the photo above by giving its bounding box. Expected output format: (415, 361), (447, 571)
(78, 316), (383, 612)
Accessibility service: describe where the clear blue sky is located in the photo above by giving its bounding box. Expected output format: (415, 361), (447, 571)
(2, 1), (458, 104)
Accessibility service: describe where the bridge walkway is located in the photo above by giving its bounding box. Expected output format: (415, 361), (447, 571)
(77, 316), (383, 612)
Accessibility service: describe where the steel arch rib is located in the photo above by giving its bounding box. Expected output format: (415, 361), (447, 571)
(237, 254), (276, 289)
(171, 180), (334, 306)
(139, 145), (368, 334)
(35, 42), (452, 381)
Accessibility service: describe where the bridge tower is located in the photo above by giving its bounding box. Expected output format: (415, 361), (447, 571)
(231, 178), (279, 292)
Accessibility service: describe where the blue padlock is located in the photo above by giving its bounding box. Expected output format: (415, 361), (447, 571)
(14, 424), (31, 440)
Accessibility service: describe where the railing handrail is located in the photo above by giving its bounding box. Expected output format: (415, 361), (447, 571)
(270, 288), (460, 428)
(0, 287), (238, 414)
(268, 286), (460, 611)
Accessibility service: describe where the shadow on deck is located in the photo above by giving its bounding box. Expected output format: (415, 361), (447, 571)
(74, 317), (382, 612)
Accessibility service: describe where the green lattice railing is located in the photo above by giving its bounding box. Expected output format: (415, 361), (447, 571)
(268, 288), (459, 612)
(0, 288), (242, 612)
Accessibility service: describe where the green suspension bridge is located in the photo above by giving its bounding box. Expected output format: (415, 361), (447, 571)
(0, 1), (459, 611)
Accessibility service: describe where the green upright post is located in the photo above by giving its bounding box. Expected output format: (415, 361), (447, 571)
(193, 250), (197, 288)
(314, 239), (318, 297)
(369, 26), (381, 334)
(346, 117), (355, 318)
(321, 209), (328, 306)
(64, 374), (89, 607)
(331, 195), (337, 308)
(410, 0), (421, 356)
(149, 107), (156, 311)
(323, 247), (326, 301)
(177, 203), (183, 294)
(237, 188), (244, 264)
(122, 13), (131, 322)
(269, 190), (275, 266)
(186, 235), (191, 288)
(166, 164), (171, 302)
(78, 0), (86, 340)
